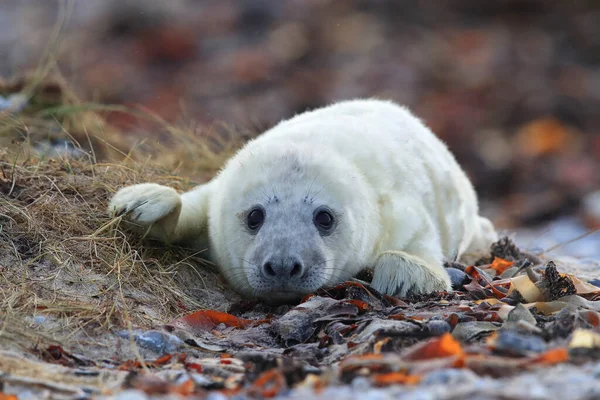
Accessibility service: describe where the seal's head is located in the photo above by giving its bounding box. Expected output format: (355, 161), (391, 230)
(209, 143), (378, 303)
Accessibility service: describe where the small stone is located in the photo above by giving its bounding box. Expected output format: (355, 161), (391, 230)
(490, 330), (546, 356)
(118, 329), (183, 354)
(137, 330), (183, 353)
(446, 268), (469, 290)
(32, 315), (47, 325)
(427, 320), (452, 336)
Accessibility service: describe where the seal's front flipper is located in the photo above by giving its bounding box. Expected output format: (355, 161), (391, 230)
(108, 182), (212, 245)
(370, 250), (451, 297)
(108, 183), (182, 243)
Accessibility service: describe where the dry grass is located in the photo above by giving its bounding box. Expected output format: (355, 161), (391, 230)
(0, 73), (247, 356)
(0, 0), (252, 360)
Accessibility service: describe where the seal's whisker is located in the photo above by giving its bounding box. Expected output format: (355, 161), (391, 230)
(304, 170), (321, 202)
(310, 178), (333, 202)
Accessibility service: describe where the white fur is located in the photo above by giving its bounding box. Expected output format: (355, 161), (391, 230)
(108, 99), (497, 300)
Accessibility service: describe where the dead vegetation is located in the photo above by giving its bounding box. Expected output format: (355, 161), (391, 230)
(0, 73), (246, 363)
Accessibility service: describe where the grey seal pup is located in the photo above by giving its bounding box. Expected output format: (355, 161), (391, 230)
(109, 99), (497, 302)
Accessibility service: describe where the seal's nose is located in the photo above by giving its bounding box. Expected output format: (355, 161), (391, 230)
(262, 257), (304, 279)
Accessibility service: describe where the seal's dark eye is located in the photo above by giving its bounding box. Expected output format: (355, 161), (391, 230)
(314, 208), (334, 233)
(247, 208), (265, 231)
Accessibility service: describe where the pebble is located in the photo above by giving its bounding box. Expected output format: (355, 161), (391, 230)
(117, 329), (183, 354)
(32, 315), (47, 325)
(446, 268), (469, 289)
(426, 320), (452, 336)
(490, 330), (546, 356)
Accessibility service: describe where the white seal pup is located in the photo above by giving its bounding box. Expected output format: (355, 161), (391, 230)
(108, 99), (497, 302)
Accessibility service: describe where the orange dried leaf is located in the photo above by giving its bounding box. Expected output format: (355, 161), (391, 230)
(489, 257), (514, 275)
(578, 310), (600, 327)
(118, 360), (143, 370)
(187, 310), (253, 328)
(171, 378), (195, 396)
(446, 313), (460, 328)
(452, 354), (466, 368)
(170, 309), (261, 333)
(185, 362), (203, 373)
(404, 333), (463, 360)
(372, 372), (421, 386)
(0, 394), (18, 400)
(471, 269), (509, 299)
(250, 369), (286, 398)
(464, 266), (507, 298)
(374, 338), (391, 354)
(154, 354), (172, 365)
(344, 299), (370, 311)
(486, 284), (509, 299)
(383, 295), (410, 307)
(389, 313), (406, 320)
(339, 353), (384, 370)
(464, 265), (480, 280)
(343, 353), (384, 363)
(531, 347), (568, 365)
(118, 354), (178, 370)
(516, 118), (573, 157)
(301, 293), (316, 303)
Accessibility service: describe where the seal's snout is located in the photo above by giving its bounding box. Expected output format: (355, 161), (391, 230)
(244, 200), (334, 298)
(261, 257), (305, 280)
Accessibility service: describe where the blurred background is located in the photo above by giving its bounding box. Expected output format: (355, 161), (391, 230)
(1, 0), (600, 258)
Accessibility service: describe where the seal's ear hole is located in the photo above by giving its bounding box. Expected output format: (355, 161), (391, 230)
(313, 207), (335, 234)
(247, 206), (265, 232)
